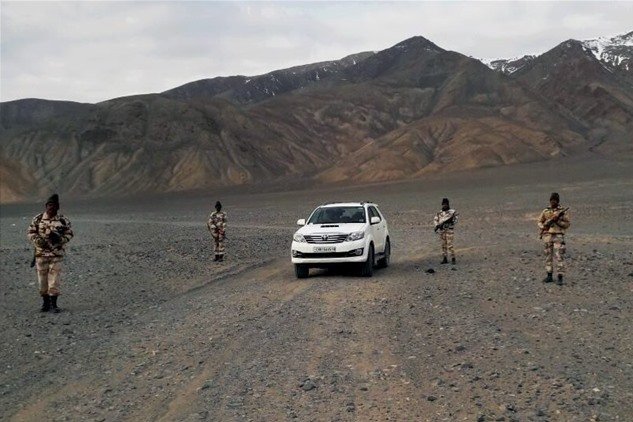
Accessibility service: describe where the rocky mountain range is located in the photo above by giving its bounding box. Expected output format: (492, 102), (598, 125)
(483, 32), (633, 75)
(1, 31), (631, 203)
(484, 32), (633, 156)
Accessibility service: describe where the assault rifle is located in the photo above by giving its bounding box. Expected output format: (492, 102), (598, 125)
(48, 229), (63, 246)
(434, 212), (457, 233)
(539, 207), (569, 239)
(30, 228), (64, 268)
(207, 225), (227, 240)
(30, 236), (47, 268)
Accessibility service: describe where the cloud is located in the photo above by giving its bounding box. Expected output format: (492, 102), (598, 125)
(1, 1), (631, 103)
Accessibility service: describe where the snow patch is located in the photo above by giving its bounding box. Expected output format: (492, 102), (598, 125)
(480, 55), (535, 74)
(482, 31), (631, 73)
(582, 32), (632, 69)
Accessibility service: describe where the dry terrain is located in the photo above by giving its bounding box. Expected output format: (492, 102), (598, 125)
(2, 33), (632, 202)
(1, 158), (632, 421)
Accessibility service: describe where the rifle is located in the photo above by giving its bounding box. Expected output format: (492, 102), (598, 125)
(539, 207), (569, 239)
(30, 214), (44, 268)
(209, 227), (227, 240)
(48, 229), (64, 246)
(434, 212), (456, 233)
(30, 234), (52, 268)
(30, 228), (64, 268)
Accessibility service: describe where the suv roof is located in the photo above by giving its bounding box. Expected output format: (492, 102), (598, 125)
(320, 202), (376, 208)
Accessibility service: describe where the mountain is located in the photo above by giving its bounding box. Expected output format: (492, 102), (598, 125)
(483, 32), (633, 77)
(240, 36), (587, 183)
(0, 95), (346, 198)
(1, 33), (631, 203)
(162, 52), (375, 104)
(582, 31), (633, 73)
(482, 55), (536, 75)
(485, 32), (633, 156)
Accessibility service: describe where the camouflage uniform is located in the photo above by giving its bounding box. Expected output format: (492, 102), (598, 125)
(207, 210), (227, 259)
(27, 212), (73, 297)
(538, 206), (570, 276)
(434, 209), (458, 261)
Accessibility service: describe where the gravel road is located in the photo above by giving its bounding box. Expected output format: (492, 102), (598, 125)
(1, 159), (632, 421)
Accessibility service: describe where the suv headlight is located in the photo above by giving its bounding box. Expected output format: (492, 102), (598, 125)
(293, 233), (306, 243)
(346, 231), (365, 242)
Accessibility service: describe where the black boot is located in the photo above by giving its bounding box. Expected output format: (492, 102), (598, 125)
(451, 257), (456, 265)
(40, 295), (51, 312)
(214, 255), (219, 262)
(441, 256), (448, 264)
(50, 295), (61, 313)
(543, 272), (554, 283)
(218, 255), (224, 262)
(557, 274), (564, 286)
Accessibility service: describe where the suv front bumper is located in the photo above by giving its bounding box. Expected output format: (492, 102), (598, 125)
(291, 239), (368, 264)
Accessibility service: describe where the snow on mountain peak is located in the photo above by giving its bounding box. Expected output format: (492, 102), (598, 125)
(582, 31), (632, 70)
(481, 55), (536, 74)
(482, 31), (632, 74)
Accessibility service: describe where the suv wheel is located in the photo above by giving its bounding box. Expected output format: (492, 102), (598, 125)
(295, 264), (309, 279)
(377, 239), (390, 268)
(359, 244), (374, 277)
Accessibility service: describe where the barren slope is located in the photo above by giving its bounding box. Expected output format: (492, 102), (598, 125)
(2, 35), (631, 203)
(506, 38), (633, 156)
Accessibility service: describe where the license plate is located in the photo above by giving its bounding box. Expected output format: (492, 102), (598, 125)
(313, 246), (336, 253)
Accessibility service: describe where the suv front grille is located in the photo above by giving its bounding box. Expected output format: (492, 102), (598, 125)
(304, 234), (348, 244)
(300, 252), (354, 258)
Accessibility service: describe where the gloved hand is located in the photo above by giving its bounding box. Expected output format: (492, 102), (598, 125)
(34, 236), (47, 248)
(48, 231), (62, 245)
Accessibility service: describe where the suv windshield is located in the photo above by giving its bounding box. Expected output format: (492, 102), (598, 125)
(308, 206), (366, 224)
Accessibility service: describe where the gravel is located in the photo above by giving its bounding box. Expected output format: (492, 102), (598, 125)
(1, 160), (632, 420)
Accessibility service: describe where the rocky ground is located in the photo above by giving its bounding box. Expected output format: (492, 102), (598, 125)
(1, 158), (632, 421)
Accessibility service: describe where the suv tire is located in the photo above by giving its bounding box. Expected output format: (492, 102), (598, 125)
(359, 244), (374, 277)
(377, 239), (390, 268)
(295, 264), (309, 279)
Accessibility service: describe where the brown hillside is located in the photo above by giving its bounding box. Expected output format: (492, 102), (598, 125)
(1, 35), (631, 202)
(510, 40), (633, 156)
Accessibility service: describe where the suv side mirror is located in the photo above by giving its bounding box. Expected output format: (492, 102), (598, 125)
(297, 219), (306, 226)
(370, 216), (381, 225)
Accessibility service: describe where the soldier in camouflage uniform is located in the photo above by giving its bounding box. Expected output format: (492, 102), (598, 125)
(27, 194), (74, 312)
(538, 192), (571, 285)
(207, 201), (227, 262)
(434, 198), (459, 265)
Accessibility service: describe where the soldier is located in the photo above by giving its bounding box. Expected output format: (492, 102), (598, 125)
(538, 192), (570, 285)
(207, 201), (227, 262)
(27, 194), (74, 312)
(434, 198), (459, 265)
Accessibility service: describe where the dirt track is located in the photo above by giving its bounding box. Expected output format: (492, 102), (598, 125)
(1, 158), (632, 421)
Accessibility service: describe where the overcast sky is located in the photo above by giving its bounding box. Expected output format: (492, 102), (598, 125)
(1, 1), (631, 103)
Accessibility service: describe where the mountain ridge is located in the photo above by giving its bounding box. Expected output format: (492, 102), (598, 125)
(1, 32), (631, 203)
(481, 30), (633, 75)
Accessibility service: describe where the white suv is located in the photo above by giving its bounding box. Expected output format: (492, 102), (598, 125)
(291, 202), (391, 278)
